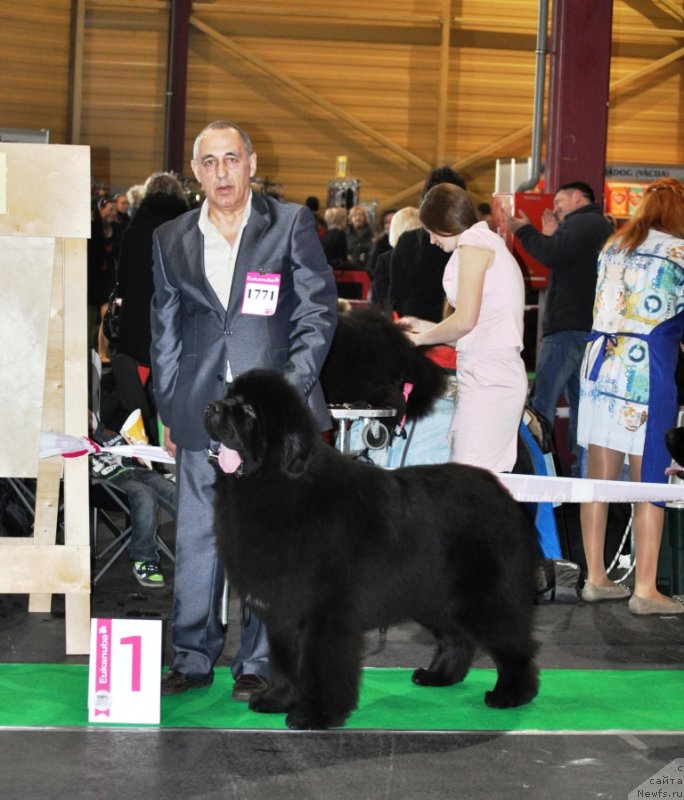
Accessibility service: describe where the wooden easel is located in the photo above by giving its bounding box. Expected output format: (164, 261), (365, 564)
(0, 143), (91, 654)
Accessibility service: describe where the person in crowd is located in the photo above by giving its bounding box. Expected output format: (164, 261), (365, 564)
(91, 427), (176, 589)
(504, 181), (614, 475)
(115, 171), (188, 369)
(346, 205), (374, 269)
(367, 208), (397, 275)
(400, 183), (527, 472)
(305, 195), (327, 239)
(372, 207), (420, 309)
(126, 184), (145, 218)
(89, 196), (123, 364)
(114, 192), (131, 229)
(577, 178), (684, 614)
(389, 167), (467, 323)
(322, 206), (348, 267)
(150, 120), (337, 700)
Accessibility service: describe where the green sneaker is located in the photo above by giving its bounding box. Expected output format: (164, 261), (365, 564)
(132, 560), (165, 589)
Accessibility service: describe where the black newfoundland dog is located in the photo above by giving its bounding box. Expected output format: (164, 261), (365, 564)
(204, 369), (540, 730)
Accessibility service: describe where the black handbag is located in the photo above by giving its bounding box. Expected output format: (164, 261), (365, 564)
(102, 285), (120, 342)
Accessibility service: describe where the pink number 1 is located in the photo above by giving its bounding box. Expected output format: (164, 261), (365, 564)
(120, 635), (142, 692)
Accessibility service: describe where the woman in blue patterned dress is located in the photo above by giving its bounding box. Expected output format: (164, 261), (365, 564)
(578, 178), (684, 614)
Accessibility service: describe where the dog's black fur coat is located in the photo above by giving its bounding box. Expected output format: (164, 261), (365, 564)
(666, 427), (684, 477)
(320, 307), (447, 422)
(205, 369), (540, 730)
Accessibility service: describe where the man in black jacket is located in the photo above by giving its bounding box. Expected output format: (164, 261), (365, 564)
(505, 181), (613, 475)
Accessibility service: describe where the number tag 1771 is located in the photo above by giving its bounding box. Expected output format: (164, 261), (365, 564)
(241, 272), (281, 316)
(88, 618), (162, 724)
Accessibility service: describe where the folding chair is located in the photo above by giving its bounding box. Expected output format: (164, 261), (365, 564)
(89, 350), (175, 585)
(90, 475), (175, 586)
(333, 269), (371, 301)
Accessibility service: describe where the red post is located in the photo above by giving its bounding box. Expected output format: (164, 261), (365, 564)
(545, 0), (613, 205)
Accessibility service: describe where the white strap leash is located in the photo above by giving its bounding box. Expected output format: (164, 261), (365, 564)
(39, 432), (175, 464)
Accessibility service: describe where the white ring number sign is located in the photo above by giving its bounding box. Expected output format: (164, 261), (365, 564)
(88, 618), (162, 725)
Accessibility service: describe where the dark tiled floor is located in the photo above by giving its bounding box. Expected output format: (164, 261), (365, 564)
(1, 519), (684, 800)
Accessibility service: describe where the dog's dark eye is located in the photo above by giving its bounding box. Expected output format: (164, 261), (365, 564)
(242, 403), (257, 420)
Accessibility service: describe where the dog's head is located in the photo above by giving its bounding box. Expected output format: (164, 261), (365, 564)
(204, 369), (320, 479)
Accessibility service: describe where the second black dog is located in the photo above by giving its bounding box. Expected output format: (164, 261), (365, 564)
(665, 426), (684, 478)
(320, 306), (447, 422)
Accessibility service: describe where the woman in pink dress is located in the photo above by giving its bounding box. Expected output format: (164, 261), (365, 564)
(401, 183), (527, 472)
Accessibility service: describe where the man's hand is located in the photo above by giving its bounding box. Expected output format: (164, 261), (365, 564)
(163, 425), (177, 459)
(503, 209), (531, 233)
(541, 209), (559, 236)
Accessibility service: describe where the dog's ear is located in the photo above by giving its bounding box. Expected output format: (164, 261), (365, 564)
(281, 431), (315, 478)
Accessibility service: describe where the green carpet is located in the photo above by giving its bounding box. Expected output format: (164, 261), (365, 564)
(0, 664), (682, 731)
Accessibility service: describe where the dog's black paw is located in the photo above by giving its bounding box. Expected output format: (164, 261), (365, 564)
(411, 667), (459, 687)
(248, 685), (293, 714)
(484, 674), (538, 709)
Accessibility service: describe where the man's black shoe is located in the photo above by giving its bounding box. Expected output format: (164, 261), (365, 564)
(231, 673), (269, 702)
(161, 669), (214, 696)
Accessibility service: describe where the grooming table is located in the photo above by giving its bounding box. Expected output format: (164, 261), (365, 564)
(328, 406), (396, 455)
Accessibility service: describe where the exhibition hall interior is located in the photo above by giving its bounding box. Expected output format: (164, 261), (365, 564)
(1, 1), (683, 798)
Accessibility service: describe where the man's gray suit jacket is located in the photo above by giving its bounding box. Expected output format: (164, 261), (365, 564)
(150, 192), (338, 451)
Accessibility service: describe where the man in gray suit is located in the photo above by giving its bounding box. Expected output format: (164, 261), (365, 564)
(151, 120), (337, 699)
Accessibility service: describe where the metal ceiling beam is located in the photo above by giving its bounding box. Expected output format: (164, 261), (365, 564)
(378, 41), (683, 213)
(610, 45), (684, 93)
(189, 15), (432, 172)
(650, 0), (684, 23)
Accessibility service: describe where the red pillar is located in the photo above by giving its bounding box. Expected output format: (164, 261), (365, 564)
(545, 0), (613, 205)
(164, 0), (192, 175)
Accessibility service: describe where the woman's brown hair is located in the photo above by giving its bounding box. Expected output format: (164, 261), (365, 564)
(606, 178), (684, 254)
(419, 183), (478, 236)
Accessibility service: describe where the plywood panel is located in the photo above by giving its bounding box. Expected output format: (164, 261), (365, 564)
(0, 144), (91, 238)
(0, 546), (90, 594)
(0, 237), (54, 478)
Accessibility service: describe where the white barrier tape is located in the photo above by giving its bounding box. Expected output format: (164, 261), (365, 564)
(497, 472), (684, 505)
(39, 431), (684, 502)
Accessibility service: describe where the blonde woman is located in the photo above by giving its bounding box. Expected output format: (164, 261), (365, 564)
(372, 207), (421, 307)
(322, 207), (348, 268)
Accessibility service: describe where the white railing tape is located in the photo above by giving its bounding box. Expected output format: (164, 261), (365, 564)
(41, 430), (684, 504)
(497, 472), (684, 505)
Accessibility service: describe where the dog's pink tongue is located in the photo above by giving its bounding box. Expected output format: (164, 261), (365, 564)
(218, 444), (242, 474)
